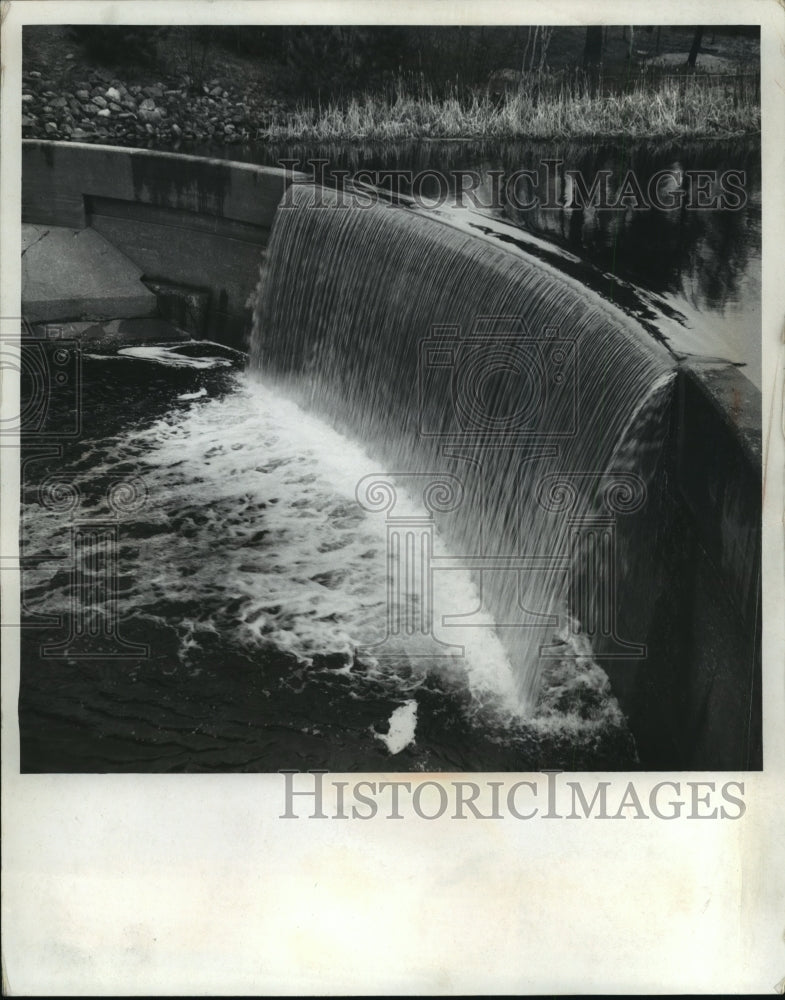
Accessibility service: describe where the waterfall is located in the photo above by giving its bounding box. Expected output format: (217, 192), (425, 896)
(249, 183), (675, 711)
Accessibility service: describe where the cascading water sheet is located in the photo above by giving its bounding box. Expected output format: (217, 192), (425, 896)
(250, 183), (676, 710)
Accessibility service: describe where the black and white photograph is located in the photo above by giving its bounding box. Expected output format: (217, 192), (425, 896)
(15, 18), (763, 773)
(2, 1), (783, 994)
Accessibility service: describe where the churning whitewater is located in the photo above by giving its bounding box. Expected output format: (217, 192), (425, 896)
(21, 361), (633, 771)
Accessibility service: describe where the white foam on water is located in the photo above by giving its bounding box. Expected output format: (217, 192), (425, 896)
(373, 699), (418, 754)
(22, 371), (633, 741)
(21, 372), (519, 709)
(116, 344), (234, 368)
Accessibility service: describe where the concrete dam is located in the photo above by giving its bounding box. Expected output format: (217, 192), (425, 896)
(20, 140), (761, 771)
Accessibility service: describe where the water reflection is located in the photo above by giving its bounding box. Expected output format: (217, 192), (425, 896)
(183, 137), (761, 386)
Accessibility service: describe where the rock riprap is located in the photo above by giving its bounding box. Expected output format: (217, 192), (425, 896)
(21, 68), (283, 146)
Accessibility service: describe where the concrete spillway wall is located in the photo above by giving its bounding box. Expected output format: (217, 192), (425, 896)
(600, 362), (761, 768)
(22, 140), (300, 345)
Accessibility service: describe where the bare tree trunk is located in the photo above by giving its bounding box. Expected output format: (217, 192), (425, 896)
(529, 26), (540, 73)
(538, 26), (553, 72)
(687, 27), (704, 68)
(521, 25), (533, 75)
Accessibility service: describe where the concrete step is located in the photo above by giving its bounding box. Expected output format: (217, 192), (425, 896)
(28, 316), (191, 346)
(22, 224), (158, 323)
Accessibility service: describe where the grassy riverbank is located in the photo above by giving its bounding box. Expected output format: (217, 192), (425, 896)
(264, 75), (759, 142)
(22, 25), (760, 146)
